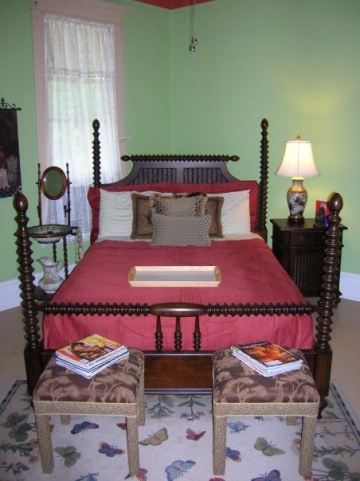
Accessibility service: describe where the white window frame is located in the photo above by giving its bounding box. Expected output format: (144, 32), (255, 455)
(31, 0), (129, 201)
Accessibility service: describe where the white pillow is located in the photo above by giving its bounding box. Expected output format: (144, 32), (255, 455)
(99, 190), (133, 238)
(98, 189), (164, 240)
(209, 190), (250, 235)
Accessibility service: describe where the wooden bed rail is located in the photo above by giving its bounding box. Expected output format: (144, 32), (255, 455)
(42, 302), (314, 317)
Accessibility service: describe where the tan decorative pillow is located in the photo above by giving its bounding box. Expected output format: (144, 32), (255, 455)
(150, 192), (208, 217)
(131, 193), (153, 239)
(151, 213), (211, 246)
(131, 193), (220, 240)
(205, 196), (224, 238)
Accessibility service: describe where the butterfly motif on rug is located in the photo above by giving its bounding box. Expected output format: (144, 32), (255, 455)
(227, 420), (249, 433)
(225, 446), (241, 462)
(2, 412), (32, 443)
(54, 445), (81, 467)
(74, 473), (99, 481)
(251, 468), (281, 481)
(140, 427), (168, 446)
(254, 437), (285, 456)
(165, 459), (196, 481)
(186, 428), (206, 440)
(98, 441), (125, 457)
(71, 421), (99, 434)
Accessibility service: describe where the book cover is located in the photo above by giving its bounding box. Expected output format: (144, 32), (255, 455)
(315, 200), (330, 227)
(56, 334), (127, 369)
(231, 341), (302, 368)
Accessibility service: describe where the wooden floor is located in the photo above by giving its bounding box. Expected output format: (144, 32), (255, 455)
(1, 301), (359, 421)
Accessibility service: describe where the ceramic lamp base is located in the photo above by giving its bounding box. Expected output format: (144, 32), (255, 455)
(287, 178), (307, 224)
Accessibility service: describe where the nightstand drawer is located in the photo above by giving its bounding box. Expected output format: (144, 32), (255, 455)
(288, 230), (326, 247)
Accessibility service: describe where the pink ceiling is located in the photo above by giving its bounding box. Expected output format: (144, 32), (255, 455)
(135, 0), (213, 9)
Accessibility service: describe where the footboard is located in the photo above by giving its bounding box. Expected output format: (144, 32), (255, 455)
(43, 299), (313, 395)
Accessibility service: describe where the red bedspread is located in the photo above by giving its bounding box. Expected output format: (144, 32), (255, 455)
(43, 238), (313, 351)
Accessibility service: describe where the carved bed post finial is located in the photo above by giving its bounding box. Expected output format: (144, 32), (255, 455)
(257, 118), (269, 238)
(13, 192), (43, 394)
(92, 119), (101, 187)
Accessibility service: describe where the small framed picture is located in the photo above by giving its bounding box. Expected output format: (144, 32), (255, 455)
(315, 200), (329, 227)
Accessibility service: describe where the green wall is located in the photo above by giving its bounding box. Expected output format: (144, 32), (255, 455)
(1, 0), (39, 281)
(0, 0), (171, 282)
(0, 0), (359, 284)
(123, 1), (172, 151)
(169, 0), (359, 272)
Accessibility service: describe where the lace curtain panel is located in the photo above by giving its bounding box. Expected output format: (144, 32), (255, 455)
(43, 14), (122, 239)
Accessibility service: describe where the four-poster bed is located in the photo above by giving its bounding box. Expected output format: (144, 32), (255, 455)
(13, 118), (343, 413)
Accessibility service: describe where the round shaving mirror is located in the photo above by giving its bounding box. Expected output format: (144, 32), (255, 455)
(40, 166), (67, 200)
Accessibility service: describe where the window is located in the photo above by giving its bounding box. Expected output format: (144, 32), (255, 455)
(32, 0), (129, 239)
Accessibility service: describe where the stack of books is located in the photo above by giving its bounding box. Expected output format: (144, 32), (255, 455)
(55, 333), (129, 379)
(231, 341), (303, 377)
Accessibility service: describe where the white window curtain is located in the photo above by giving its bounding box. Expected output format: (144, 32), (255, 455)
(43, 14), (122, 239)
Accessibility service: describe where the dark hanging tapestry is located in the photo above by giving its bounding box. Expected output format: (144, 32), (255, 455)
(0, 98), (22, 198)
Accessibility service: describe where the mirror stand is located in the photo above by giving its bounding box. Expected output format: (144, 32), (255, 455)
(29, 163), (79, 292)
(36, 163), (72, 226)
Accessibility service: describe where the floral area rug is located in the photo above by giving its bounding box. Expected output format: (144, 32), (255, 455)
(0, 379), (359, 481)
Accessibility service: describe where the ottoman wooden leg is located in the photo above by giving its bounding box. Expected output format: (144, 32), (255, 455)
(35, 414), (54, 473)
(138, 401), (145, 426)
(213, 415), (227, 475)
(299, 415), (317, 476)
(126, 416), (140, 476)
(137, 375), (145, 426)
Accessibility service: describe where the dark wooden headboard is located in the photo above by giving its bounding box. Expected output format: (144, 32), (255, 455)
(91, 118), (269, 237)
(118, 154), (241, 185)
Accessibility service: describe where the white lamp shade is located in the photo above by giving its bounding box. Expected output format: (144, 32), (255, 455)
(276, 138), (319, 178)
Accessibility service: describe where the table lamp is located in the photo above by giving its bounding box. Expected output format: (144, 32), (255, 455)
(275, 135), (319, 223)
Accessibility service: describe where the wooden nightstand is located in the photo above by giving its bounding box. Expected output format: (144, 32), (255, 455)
(270, 218), (347, 297)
